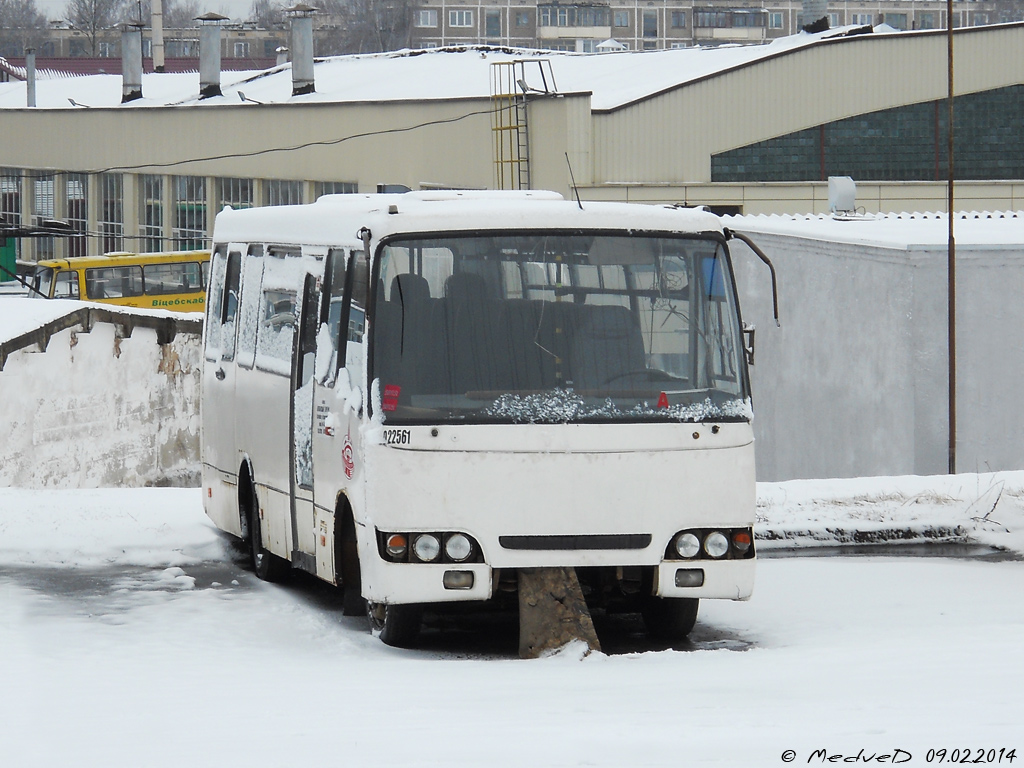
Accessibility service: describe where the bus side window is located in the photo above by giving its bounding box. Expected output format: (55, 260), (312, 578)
(54, 270), (79, 299)
(221, 250), (242, 362)
(205, 248), (228, 362)
(350, 249), (369, 343)
(318, 248), (347, 385)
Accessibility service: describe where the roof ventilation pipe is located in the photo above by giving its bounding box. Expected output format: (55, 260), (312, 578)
(801, 0), (829, 31)
(25, 47), (36, 107)
(151, 0), (165, 72)
(121, 21), (145, 103)
(276, 46), (289, 67)
(197, 12), (229, 99)
(286, 4), (316, 96)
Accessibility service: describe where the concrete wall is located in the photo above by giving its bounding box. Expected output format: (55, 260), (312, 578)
(730, 231), (1024, 481)
(0, 320), (201, 488)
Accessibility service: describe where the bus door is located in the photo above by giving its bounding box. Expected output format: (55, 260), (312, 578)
(202, 248), (242, 527)
(310, 248), (367, 583)
(291, 270), (321, 573)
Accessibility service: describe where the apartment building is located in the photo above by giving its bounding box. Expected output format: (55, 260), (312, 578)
(408, 0), (1024, 50)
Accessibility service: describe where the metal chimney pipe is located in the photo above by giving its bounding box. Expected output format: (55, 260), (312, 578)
(152, 0), (166, 72)
(287, 5), (316, 96)
(196, 13), (229, 98)
(25, 47), (36, 108)
(276, 46), (289, 67)
(121, 22), (144, 103)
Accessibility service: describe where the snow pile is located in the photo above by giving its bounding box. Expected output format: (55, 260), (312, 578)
(0, 487), (220, 568)
(757, 471), (1024, 556)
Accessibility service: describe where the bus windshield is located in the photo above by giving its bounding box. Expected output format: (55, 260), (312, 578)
(372, 232), (750, 424)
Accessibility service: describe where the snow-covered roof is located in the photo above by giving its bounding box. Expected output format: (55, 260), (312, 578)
(0, 26), (910, 112)
(725, 211), (1024, 251)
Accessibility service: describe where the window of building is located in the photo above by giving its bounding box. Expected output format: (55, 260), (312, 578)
(884, 13), (907, 29)
(98, 42), (115, 58)
(671, 11), (686, 28)
(669, 42), (687, 48)
(265, 179), (303, 207)
(33, 175), (55, 260)
(515, 11), (531, 26)
(217, 177), (254, 211)
(234, 41), (250, 57)
(918, 12), (936, 29)
(852, 13), (872, 25)
(614, 10), (628, 27)
(695, 10), (724, 27)
(828, 12), (840, 26)
(449, 9), (474, 27)
(99, 173), (123, 254)
(643, 10), (658, 36)
(173, 176), (206, 251)
(140, 174), (164, 253)
(316, 181), (358, 198)
(416, 9), (438, 27)
(66, 173), (87, 259)
(642, 40), (657, 49)
(972, 13), (988, 25)
(485, 10), (502, 36)
(539, 5), (610, 27)
(769, 12), (784, 28)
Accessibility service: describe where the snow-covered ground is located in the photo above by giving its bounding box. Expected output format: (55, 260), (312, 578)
(1, 481), (1021, 766)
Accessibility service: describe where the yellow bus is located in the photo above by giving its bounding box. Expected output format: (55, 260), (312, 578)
(30, 251), (210, 313)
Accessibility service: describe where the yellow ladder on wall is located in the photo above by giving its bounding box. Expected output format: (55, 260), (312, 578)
(490, 60), (557, 191)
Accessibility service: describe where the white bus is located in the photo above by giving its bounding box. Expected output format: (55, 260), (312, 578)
(202, 191), (761, 647)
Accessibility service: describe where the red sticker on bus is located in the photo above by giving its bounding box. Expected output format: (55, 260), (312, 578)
(657, 392), (669, 409)
(382, 385), (401, 412)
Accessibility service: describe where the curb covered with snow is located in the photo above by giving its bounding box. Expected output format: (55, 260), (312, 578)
(756, 471), (1024, 556)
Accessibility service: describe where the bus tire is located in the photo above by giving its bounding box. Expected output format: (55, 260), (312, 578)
(367, 602), (422, 647)
(641, 597), (699, 642)
(335, 503), (365, 617)
(244, 479), (289, 583)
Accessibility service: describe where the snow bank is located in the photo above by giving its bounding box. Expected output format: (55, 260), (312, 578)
(0, 487), (221, 567)
(757, 471), (1024, 556)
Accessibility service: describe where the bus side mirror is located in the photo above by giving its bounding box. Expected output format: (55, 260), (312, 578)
(743, 323), (755, 366)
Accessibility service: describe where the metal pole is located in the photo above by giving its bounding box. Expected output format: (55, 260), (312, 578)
(947, 0), (956, 475)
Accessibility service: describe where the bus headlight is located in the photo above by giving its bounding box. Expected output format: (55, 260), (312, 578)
(674, 532), (701, 559)
(444, 533), (473, 562)
(412, 534), (441, 562)
(385, 534), (408, 559)
(703, 531), (730, 558)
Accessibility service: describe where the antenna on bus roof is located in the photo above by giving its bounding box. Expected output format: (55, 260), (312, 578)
(564, 152), (583, 210)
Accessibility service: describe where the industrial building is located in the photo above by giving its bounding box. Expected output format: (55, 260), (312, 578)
(1, 21), (1023, 262)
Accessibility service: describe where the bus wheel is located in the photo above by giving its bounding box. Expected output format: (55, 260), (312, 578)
(245, 482), (289, 582)
(641, 597), (699, 643)
(367, 602), (422, 647)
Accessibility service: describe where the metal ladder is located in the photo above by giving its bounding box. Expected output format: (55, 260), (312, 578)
(490, 60), (556, 191)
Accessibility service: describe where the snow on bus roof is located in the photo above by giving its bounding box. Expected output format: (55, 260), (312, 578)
(0, 26), (901, 112)
(212, 191), (725, 246)
(725, 211), (1024, 251)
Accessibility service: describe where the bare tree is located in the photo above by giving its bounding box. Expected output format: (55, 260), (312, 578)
(0, 0), (49, 58)
(248, 0), (285, 29)
(136, 0), (203, 29)
(316, 0), (411, 55)
(65, 0), (131, 56)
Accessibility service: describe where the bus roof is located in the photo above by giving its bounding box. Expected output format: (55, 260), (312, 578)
(35, 251), (210, 270)
(212, 191), (725, 248)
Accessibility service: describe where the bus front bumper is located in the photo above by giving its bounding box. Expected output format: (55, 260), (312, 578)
(360, 557), (754, 605)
